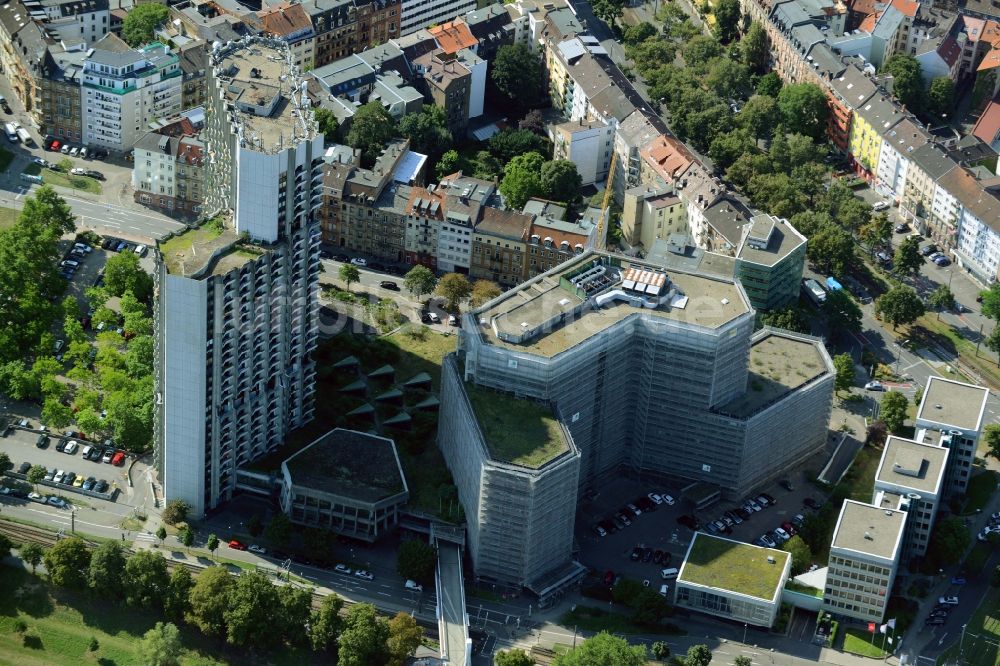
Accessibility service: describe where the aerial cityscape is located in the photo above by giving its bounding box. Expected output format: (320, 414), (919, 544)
(1, 0), (1000, 663)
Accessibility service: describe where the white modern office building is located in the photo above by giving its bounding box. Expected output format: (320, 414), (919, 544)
(155, 36), (324, 517)
(915, 376), (989, 497)
(400, 0), (476, 36)
(81, 34), (181, 154)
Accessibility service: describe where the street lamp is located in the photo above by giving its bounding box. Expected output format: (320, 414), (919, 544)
(743, 622), (748, 644)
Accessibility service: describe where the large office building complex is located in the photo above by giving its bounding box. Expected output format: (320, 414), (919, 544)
(439, 250), (835, 590)
(155, 36), (324, 518)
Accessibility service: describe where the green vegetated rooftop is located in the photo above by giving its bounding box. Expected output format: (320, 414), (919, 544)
(464, 382), (568, 469)
(159, 217), (238, 277)
(285, 428), (406, 503)
(680, 533), (789, 600)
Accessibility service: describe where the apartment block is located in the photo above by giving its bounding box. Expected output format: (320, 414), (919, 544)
(823, 500), (907, 623)
(400, 0), (475, 36)
(25, 0), (109, 46)
(915, 376), (989, 497)
(551, 118), (614, 186)
(133, 115), (206, 218)
(38, 42), (86, 142)
(470, 207), (531, 287)
(444, 251), (834, 587)
(81, 35), (182, 154)
(873, 435), (948, 559)
(155, 36), (324, 518)
(735, 214), (807, 311)
(413, 49), (472, 135)
(620, 184), (686, 251)
(0, 3), (48, 126)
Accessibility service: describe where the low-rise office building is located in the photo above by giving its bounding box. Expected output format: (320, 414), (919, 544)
(823, 500), (907, 623)
(915, 376), (989, 497)
(675, 533), (792, 628)
(735, 214), (808, 311)
(280, 428), (409, 542)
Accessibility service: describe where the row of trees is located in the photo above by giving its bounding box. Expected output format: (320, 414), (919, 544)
(497, 632), (722, 665)
(30, 538), (422, 663)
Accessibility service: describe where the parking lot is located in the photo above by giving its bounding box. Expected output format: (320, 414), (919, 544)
(2, 425), (129, 501)
(575, 465), (831, 585)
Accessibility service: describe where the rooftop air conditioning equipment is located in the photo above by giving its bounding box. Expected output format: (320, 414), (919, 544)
(864, 532), (873, 540)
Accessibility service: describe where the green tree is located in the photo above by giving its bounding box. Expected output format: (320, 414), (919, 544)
(984, 424), (1000, 462)
(706, 59), (752, 100)
(741, 21), (770, 73)
(125, 335), (154, 377)
(859, 213), (893, 253)
(824, 289), (863, 336)
(652, 641), (671, 660)
(777, 83), (829, 139)
(713, 0), (742, 42)
(207, 533), (219, 559)
(265, 512), (293, 549)
(20, 542), (44, 574)
(470, 280), (503, 308)
(27, 464), (46, 491)
(0, 452), (11, 475)
(738, 95), (780, 141)
(488, 129), (550, 163)
(399, 105), (452, 158)
(471, 150), (502, 180)
(492, 43), (544, 106)
(927, 516), (971, 569)
(782, 535), (812, 575)
(875, 285), (925, 329)
(986, 326), (1000, 364)
(122, 4), (169, 46)
(104, 251), (153, 301)
(44, 537), (92, 588)
(346, 102), (397, 166)
(894, 236), (924, 275)
(164, 566), (193, 622)
(137, 622), (182, 666)
(338, 603), (389, 666)
(540, 159), (583, 204)
(881, 390), (909, 433)
(435, 273), (472, 311)
(310, 593), (345, 652)
(404, 265), (437, 298)
(179, 526), (194, 551)
(623, 22), (657, 45)
(278, 584), (314, 647)
(0, 534), (11, 560)
(435, 149), (461, 181)
(681, 35), (723, 71)
(339, 263), (361, 292)
(979, 284), (1000, 320)
(314, 106), (340, 143)
(928, 285), (956, 312)
(683, 644), (713, 666)
(591, 0), (626, 26)
(223, 570), (282, 649)
(496, 649), (535, 666)
(928, 77), (955, 117)
(883, 54), (924, 114)
(396, 539), (437, 584)
(41, 396), (72, 429)
(807, 224), (854, 275)
(554, 632), (647, 665)
(734, 657), (753, 666)
(88, 541), (128, 599)
(125, 549), (170, 609)
(709, 129), (758, 172)
(833, 354), (856, 394)
(500, 151), (545, 210)
(188, 566), (233, 637)
(386, 611), (423, 666)
(757, 72), (783, 98)
(759, 306), (808, 333)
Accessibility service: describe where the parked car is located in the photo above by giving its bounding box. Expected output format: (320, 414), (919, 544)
(86, 170), (105, 181)
(101, 449), (114, 463)
(334, 564), (352, 574)
(951, 577), (967, 585)
(617, 512), (632, 526)
(111, 451), (126, 466)
(350, 257), (367, 267)
(228, 540), (247, 551)
(47, 496), (67, 508)
(55, 439), (66, 452)
(661, 494), (676, 506)
(641, 547), (653, 562)
(803, 497), (821, 510)
(248, 545), (267, 554)
(134, 244), (147, 256)
(82, 477), (96, 491)
(64, 441), (78, 455)
(354, 570), (374, 581)
(759, 533), (776, 548)
(865, 381), (885, 391)
(873, 201), (890, 211)
(652, 549), (664, 564)
(934, 256), (951, 266)
(921, 244), (938, 256)
(379, 280), (399, 290)
(69, 167), (86, 175)
(648, 493), (663, 505)
(36, 434), (49, 449)
(593, 524), (607, 537)
(626, 503), (642, 516)
(17, 461), (31, 474)
(938, 596), (960, 606)
(62, 472), (76, 486)
(630, 546), (642, 561)
(894, 222), (909, 233)
(94, 480), (108, 493)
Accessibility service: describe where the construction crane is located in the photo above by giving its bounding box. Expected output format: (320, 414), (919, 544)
(596, 150), (617, 251)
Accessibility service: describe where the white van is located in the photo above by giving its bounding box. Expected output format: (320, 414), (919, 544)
(3, 122), (18, 143)
(660, 567), (679, 580)
(81, 445), (92, 459)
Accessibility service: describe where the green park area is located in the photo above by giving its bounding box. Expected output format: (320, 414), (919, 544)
(842, 627), (889, 659)
(23, 164), (102, 195)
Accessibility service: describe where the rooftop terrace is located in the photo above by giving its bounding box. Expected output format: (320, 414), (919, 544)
(158, 219), (240, 277)
(831, 500), (906, 562)
(213, 37), (315, 154)
(718, 331), (829, 417)
(679, 533), (789, 600)
(916, 376), (989, 432)
(464, 382), (569, 469)
(475, 252), (749, 358)
(283, 428), (407, 504)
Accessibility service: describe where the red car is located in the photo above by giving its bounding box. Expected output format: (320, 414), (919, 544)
(48, 139), (60, 151)
(111, 451), (126, 466)
(781, 521), (797, 536)
(228, 539), (247, 551)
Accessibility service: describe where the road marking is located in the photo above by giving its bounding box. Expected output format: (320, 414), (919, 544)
(377, 591), (391, 597)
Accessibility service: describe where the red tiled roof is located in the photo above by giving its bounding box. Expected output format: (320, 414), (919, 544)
(429, 20), (477, 54)
(259, 2), (312, 37)
(973, 99), (1000, 144)
(890, 0), (918, 18)
(639, 135), (694, 183)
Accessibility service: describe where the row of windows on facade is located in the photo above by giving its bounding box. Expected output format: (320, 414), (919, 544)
(824, 599), (881, 617)
(827, 557), (891, 576)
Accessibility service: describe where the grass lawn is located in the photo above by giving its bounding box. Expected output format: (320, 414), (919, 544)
(0, 147), (13, 173)
(680, 533), (789, 600)
(22, 164), (102, 195)
(961, 470), (998, 515)
(559, 605), (683, 636)
(382, 327), (456, 387)
(464, 382), (568, 468)
(0, 206), (20, 230)
(908, 315), (1000, 387)
(937, 587), (1000, 666)
(842, 627), (888, 658)
(785, 580), (823, 598)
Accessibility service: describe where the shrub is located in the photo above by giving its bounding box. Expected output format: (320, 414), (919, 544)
(12, 619), (27, 634)
(161, 500), (189, 525)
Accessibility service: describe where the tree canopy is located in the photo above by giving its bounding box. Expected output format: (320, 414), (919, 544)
(404, 265), (437, 297)
(777, 83), (829, 139)
(540, 159), (583, 204)
(492, 44), (544, 107)
(713, 0), (742, 43)
(833, 353), (856, 394)
(875, 285), (925, 329)
(553, 632), (647, 666)
(396, 539), (437, 584)
(122, 4), (169, 47)
(881, 390), (909, 433)
(399, 105), (452, 159)
(346, 102), (397, 166)
(883, 55), (924, 114)
(338, 603), (389, 666)
(435, 273), (472, 311)
(44, 537), (92, 588)
(500, 152), (545, 210)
